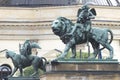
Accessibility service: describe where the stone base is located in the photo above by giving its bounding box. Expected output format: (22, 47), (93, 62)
(49, 59), (119, 72)
(40, 59), (120, 80)
(8, 77), (39, 80)
(40, 71), (120, 80)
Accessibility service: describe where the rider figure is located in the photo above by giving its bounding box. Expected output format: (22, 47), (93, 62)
(69, 5), (96, 38)
(77, 5), (95, 33)
(67, 5), (96, 56)
(21, 40), (31, 58)
(77, 5), (96, 55)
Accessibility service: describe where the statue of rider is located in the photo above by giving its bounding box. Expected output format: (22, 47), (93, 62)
(78, 5), (96, 55)
(77, 5), (96, 33)
(68, 5), (96, 38)
(67, 5), (96, 55)
(20, 40), (32, 58)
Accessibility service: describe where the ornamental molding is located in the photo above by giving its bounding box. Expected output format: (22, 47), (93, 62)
(0, 21), (119, 29)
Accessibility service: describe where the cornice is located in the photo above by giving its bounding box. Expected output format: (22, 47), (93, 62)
(0, 20), (119, 29)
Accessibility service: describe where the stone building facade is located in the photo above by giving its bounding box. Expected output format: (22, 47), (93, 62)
(0, 5), (120, 67)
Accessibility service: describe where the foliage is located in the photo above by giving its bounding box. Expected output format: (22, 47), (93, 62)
(66, 51), (89, 59)
(57, 51), (89, 59)
(24, 66), (44, 76)
(16, 66), (44, 77)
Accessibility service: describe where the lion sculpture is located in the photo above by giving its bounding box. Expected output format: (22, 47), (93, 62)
(51, 17), (113, 60)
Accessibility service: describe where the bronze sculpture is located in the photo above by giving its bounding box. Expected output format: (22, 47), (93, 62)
(76, 5), (96, 55)
(5, 40), (47, 77)
(20, 40), (40, 57)
(52, 17), (113, 60)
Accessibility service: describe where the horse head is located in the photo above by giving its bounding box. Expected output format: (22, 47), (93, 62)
(52, 17), (73, 36)
(6, 50), (16, 59)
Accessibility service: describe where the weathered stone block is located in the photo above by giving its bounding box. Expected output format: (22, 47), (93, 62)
(8, 77), (39, 80)
(41, 59), (120, 80)
(48, 59), (119, 71)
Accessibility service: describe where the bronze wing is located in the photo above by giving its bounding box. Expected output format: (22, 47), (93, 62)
(90, 8), (97, 16)
(77, 8), (82, 17)
(30, 42), (41, 49)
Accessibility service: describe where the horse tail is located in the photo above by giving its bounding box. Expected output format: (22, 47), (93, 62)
(40, 57), (47, 72)
(100, 29), (113, 50)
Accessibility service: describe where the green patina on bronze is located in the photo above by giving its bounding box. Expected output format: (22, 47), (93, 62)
(5, 40), (47, 77)
(51, 5), (113, 60)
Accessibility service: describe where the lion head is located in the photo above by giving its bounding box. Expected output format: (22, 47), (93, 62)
(51, 17), (73, 36)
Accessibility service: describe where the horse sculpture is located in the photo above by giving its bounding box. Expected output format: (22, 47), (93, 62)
(5, 40), (47, 77)
(6, 50), (47, 77)
(52, 17), (113, 60)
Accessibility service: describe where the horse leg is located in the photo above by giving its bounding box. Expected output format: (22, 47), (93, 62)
(31, 58), (39, 77)
(8, 67), (18, 77)
(31, 65), (39, 77)
(71, 44), (76, 58)
(19, 66), (23, 77)
(57, 38), (75, 59)
(40, 63), (46, 72)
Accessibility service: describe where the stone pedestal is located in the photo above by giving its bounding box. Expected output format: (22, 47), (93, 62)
(8, 77), (39, 80)
(40, 59), (120, 80)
